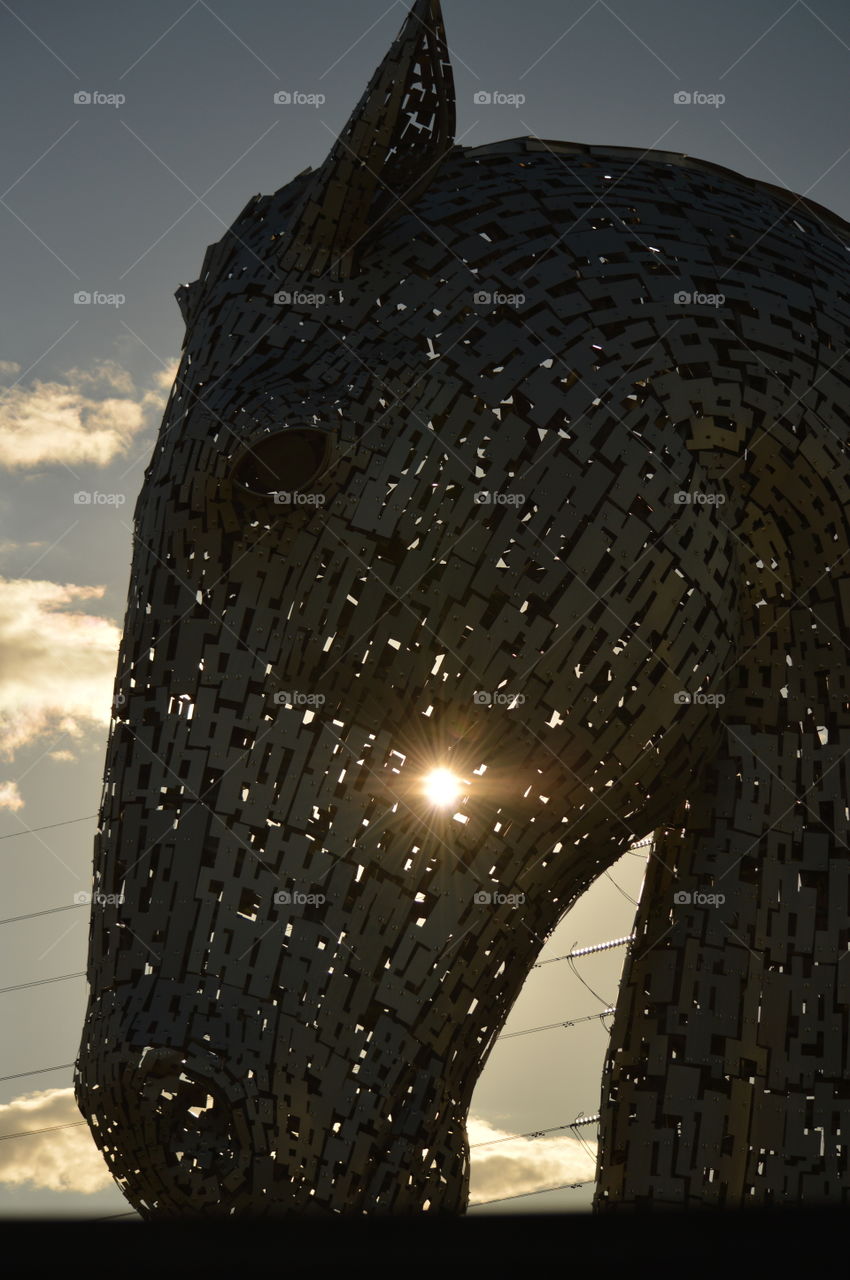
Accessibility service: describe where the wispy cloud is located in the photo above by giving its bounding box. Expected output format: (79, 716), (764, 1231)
(0, 578), (120, 759)
(468, 1115), (597, 1204)
(0, 360), (176, 469)
(0, 1088), (111, 1195)
(0, 540), (45, 557)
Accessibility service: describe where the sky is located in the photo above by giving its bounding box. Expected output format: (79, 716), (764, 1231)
(1, 0), (850, 1218)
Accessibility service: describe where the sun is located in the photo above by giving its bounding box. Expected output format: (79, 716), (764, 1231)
(423, 768), (463, 808)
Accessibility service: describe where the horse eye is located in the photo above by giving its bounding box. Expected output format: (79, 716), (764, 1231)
(231, 429), (331, 497)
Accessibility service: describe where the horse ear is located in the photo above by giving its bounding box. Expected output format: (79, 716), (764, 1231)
(175, 281), (202, 328)
(278, 0), (456, 281)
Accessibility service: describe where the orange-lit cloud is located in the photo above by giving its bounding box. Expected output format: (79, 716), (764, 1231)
(0, 1091), (599, 1204)
(0, 1088), (111, 1195)
(0, 578), (120, 759)
(0, 360), (177, 469)
(467, 1114), (597, 1206)
(0, 780), (23, 810)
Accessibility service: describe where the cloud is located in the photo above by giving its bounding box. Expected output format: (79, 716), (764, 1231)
(0, 1088), (111, 1194)
(0, 361), (21, 380)
(0, 780), (23, 810)
(0, 359), (178, 470)
(64, 360), (136, 396)
(151, 365), (178, 391)
(468, 1115), (597, 1206)
(0, 540), (45, 557)
(0, 578), (121, 760)
(0, 1092), (598, 1202)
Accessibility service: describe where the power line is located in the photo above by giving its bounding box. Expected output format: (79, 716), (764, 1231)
(0, 1062), (74, 1084)
(0, 972), (85, 997)
(0, 1119), (86, 1143)
(0, 903), (85, 928)
(0, 909), (634, 960)
(0, 1113), (598, 1151)
(605, 869), (639, 907)
(533, 935), (633, 968)
(1, 1115), (596, 1147)
(0, 1007), (609, 1092)
(0, 814), (635, 1190)
(0, 842), (648, 942)
(0, 814), (97, 841)
(0, 967), (616, 1050)
(497, 1008), (614, 1040)
(470, 1178), (593, 1207)
(471, 1116), (599, 1149)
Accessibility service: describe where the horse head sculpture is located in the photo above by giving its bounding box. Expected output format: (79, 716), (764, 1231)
(76, 0), (850, 1214)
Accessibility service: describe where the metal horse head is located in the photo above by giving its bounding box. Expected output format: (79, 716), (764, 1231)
(77, 0), (850, 1214)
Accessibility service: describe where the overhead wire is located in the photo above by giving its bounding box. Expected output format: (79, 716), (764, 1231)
(0, 814), (98, 841)
(470, 1115), (599, 1149)
(470, 1179), (594, 1207)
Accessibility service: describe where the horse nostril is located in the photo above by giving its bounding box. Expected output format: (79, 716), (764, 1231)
(231, 428), (332, 498)
(135, 1051), (246, 1192)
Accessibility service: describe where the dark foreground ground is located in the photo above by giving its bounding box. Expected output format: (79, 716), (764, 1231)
(4, 1210), (845, 1275)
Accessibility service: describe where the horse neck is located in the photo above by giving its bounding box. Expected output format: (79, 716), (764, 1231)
(596, 377), (850, 1204)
